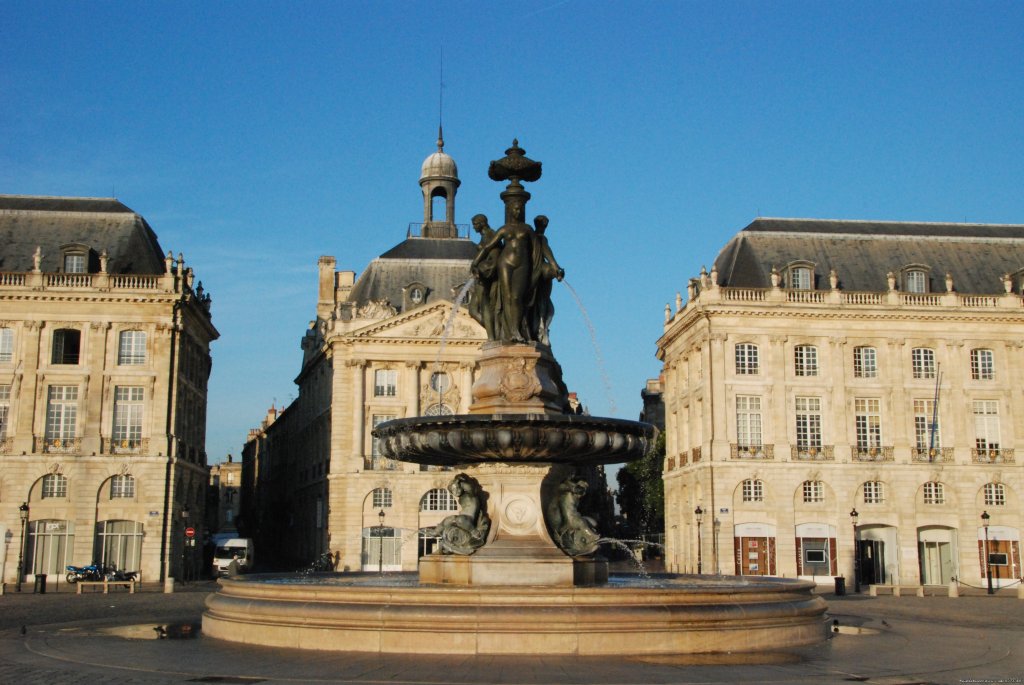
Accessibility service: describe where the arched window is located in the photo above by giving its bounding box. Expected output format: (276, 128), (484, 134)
(110, 474), (136, 499)
(983, 482), (1006, 507)
(51, 329), (81, 365)
(741, 479), (764, 503)
(421, 487), (459, 511)
(788, 266), (814, 290)
(424, 403), (453, 416)
(801, 480), (824, 503)
(905, 270), (928, 293)
(911, 348), (936, 379)
(970, 349), (994, 380)
(923, 481), (945, 505)
(862, 481), (885, 504)
(117, 331), (147, 365)
(853, 346), (877, 378)
(372, 487), (393, 509)
(794, 345), (818, 377)
(42, 473), (68, 499)
(735, 343), (759, 375)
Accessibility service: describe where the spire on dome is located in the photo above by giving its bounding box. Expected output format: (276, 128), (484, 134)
(437, 124), (445, 152)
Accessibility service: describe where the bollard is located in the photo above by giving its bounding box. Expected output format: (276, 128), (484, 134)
(34, 574), (47, 594)
(1017, 583), (1024, 600)
(834, 576), (846, 596)
(948, 580), (958, 598)
(163, 577), (175, 594)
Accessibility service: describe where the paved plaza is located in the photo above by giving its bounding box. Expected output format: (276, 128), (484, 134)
(0, 580), (1021, 685)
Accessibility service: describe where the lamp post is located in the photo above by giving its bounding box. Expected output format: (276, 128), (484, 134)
(981, 510), (993, 595)
(850, 508), (860, 593)
(694, 506), (704, 575)
(17, 502), (29, 593)
(377, 509), (386, 575)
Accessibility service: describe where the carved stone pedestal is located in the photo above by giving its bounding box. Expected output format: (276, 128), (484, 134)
(469, 341), (567, 414)
(418, 464), (607, 587)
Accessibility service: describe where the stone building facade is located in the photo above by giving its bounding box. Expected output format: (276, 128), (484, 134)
(241, 137), (489, 571)
(208, 456), (242, 536)
(659, 218), (1024, 589)
(0, 195), (217, 587)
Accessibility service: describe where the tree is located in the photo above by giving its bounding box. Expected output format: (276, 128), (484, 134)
(615, 431), (665, 537)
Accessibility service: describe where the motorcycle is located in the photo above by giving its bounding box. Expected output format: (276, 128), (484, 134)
(103, 566), (139, 582)
(65, 563), (103, 584)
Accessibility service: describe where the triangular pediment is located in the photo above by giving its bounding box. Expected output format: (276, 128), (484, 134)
(349, 302), (485, 341)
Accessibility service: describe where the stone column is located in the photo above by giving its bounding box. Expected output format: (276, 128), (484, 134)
(350, 361), (366, 464)
(16, 322), (43, 448)
(404, 361), (420, 417)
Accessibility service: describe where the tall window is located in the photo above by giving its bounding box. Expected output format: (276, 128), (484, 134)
(0, 327), (12, 362)
(45, 386), (78, 442)
(983, 483), (1006, 507)
(790, 267), (813, 289)
(855, 398), (882, 450)
(853, 346), (877, 378)
(973, 400), (1000, 451)
(735, 396), (762, 448)
(95, 520), (143, 573)
(906, 270), (927, 293)
(911, 348), (936, 379)
(923, 481), (945, 505)
(117, 331), (147, 365)
(970, 349), (994, 380)
(51, 329), (81, 365)
(802, 480), (824, 503)
(110, 474), (136, 499)
(863, 481), (885, 504)
(112, 387), (144, 445)
(370, 415), (396, 457)
(741, 479), (764, 503)
(0, 384), (9, 440)
(795, 396), (822, 450)
(794, 345), (818, 377)
(374, 369), (397, 397)
(735, 343), (759, 375)
(372, 487), (393, 509)
(913, 399), (940, 449)
(42, 474), (68, 498)
(421, 488), (459, 511)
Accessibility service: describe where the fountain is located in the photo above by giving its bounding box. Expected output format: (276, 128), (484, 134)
(202, 141), (828, 655)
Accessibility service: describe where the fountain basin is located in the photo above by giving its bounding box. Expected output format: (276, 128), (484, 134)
(374, 414), (655, 466)
(202, 573), (828, 656)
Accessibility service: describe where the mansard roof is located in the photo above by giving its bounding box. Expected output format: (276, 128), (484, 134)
(713, 217), (1024, 294)
(347, 237), (477, 312)
(0, 195), (167, 274)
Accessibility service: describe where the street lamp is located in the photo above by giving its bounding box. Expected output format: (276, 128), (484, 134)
(694, 506), (704, 575)
(17, 502), (29, 593)
(377, 509), (386, 575)
(850, 508), (860, 593)
(981, 510), (993, 595)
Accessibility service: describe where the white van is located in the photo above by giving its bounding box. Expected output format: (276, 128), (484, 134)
(212, 538), (255, 576)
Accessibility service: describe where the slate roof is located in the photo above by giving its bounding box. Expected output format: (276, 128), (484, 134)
(0, 195), (167, 274)
(347, 237), (477, 311)
(712, 218), (1024, 294)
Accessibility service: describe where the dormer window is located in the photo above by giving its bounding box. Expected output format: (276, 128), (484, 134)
(901, 265), (931, 293)
(60, 243), (93, 273)
(785, 262), (815, 290)
(404, 282), (428, 309)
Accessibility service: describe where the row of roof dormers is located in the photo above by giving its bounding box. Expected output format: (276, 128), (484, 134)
(707, 217), (1024, 295)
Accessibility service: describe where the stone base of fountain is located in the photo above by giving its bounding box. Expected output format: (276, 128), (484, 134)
(202, 574), (828, 655)
(420, 538), (608, 586)
(469, 341), (567, 414)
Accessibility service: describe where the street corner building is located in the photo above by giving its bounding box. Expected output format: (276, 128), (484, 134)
(241, 135), (490, 572)
(659, 217), (1023, 590)
(0, 195), (218, 589)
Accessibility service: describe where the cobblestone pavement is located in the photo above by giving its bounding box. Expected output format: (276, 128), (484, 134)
(0, 581), (1021, 684)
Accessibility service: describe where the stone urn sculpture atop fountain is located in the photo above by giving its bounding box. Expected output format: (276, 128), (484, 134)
(374, 141), (655, 586)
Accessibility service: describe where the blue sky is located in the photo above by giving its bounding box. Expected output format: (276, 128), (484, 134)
(3, 2), (1023, 463)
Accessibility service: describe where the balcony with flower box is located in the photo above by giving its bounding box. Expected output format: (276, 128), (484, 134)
(101, 438), (150, 455)
(791, 445), (835, 461)
(730, 444), (774, 460)
(852, 446), (894, 462)
(911, 447), (954, 463)
(34, 436), (82, 454)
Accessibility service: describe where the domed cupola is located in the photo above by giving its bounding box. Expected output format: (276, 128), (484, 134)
(419, 126), (460, 238)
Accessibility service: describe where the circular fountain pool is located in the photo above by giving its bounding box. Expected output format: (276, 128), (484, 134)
(202, 572), (828, 656)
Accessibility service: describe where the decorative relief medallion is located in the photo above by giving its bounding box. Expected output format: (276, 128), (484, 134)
(502, 496), (537, 533)
(499, 357), (541, 402)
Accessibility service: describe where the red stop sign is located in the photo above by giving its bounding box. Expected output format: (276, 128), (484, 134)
(184, 527), (196, 538)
